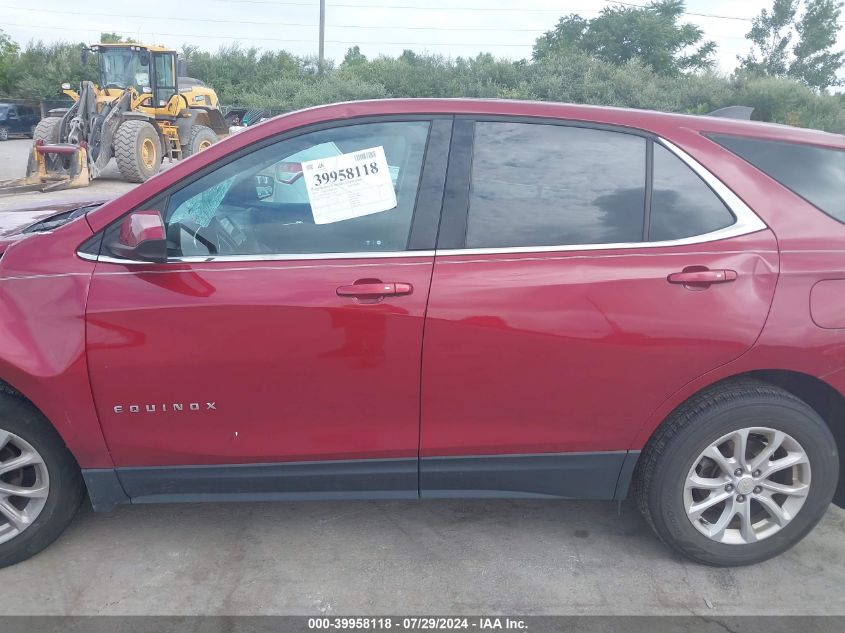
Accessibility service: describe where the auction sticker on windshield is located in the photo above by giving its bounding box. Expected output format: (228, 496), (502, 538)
(302, 146), (397, 224)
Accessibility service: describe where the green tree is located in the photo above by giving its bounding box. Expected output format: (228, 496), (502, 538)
(532, 0), (715, 75)
(738, 0), (798, 76)
(740, 0), (844, 90)
(790, 0), (844, 89)
(99, 33), (137, 44)
(0, 29), (20, 94)
(341, 46), (367, 70)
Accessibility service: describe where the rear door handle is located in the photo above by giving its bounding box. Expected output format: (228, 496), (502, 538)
(668, 268), (737, 287)
(336, 282), (413, 298)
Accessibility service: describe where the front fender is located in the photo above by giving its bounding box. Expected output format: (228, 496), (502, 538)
(0, 217), (113, 468)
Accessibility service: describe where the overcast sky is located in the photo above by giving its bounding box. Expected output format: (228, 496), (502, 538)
(0, 0), (834, 74)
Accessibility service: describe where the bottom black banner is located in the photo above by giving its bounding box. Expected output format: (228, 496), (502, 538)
(0, 616), (842, 633)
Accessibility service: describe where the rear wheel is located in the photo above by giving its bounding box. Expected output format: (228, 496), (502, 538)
(114, 120), (161, 183)
(183, 124), (217, 157)
(634, 380), (839, 566)
(0, 395), (84, 569)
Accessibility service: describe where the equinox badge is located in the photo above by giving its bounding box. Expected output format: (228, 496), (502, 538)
(113, 402), (217, 414)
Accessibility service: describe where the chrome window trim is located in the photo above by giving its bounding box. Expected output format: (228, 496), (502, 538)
(87, 251), (437, 266)
(79, 136), (767, 266)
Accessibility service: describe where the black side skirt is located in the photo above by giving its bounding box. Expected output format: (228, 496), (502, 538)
(420, 452), (633, 500)
(81, 451), (640, 512)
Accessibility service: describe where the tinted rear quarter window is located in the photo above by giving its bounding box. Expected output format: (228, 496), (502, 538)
(710, 133), (845, 224)
(466, 122), (647, 248)
(650, 144), (735, 242)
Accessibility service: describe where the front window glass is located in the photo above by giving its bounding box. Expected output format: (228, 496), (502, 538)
(163, 121), (430, 257)
(100, 49), (149, 90)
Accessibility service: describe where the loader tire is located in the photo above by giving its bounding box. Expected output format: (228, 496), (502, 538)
(114, 120), (161, 183)
(183, 125), (217, 157)
(27, 118), (64, 176)
(32, 117), (61, 144)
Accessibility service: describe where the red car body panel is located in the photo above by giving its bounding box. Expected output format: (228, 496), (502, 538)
(0, 99), (842, 500)
(420, 230), (779, 456)
(86, 256), (434, 466)
(0, 219), (112, 468)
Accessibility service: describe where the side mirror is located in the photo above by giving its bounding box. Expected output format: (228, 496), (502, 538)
(255, 174), (275, 200)
(107, 210), (167, 262)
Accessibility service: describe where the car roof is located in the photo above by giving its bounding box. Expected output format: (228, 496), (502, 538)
(283, 98), (845, 150)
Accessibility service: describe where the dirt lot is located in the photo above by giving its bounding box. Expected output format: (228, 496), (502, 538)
(0, 136), (843, 616)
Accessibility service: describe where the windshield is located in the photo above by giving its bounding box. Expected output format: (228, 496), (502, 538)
(100, 49), (150, 90)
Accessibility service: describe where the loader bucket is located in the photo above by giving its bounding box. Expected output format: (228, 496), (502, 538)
(0, 140), (90, 196)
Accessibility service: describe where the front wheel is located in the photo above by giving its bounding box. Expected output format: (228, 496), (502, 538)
(0, 395), (84, 569)
(634, 380), (839, 566)
(114, 120), (162, 183)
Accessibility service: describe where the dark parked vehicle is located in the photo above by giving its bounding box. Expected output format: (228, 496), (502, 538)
(0, 99), (843, 568)
(0, 104), (39, 141)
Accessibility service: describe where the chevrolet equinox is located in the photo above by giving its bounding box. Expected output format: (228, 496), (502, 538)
(0, 99), (843, 567)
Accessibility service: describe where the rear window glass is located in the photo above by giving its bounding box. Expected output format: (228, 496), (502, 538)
(650, 144), (735, 241)
(466, 122), (647, 248)
(710, 134), (845, 223)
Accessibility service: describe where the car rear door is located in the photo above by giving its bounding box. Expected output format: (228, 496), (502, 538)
(419, 118), (778, 499)
(85, 117), (451, 500)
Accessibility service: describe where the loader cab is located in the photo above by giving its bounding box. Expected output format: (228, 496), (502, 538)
(92, 44), (179, 114)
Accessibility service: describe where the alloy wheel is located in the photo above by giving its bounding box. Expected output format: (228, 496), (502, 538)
(0, 429), (50, 545)
(684, 427), (811, 545)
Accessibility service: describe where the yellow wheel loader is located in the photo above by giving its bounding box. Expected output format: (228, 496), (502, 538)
(1, 43), (228, 194)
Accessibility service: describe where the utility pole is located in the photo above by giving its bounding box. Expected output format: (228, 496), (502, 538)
(318, 0), (326, 70)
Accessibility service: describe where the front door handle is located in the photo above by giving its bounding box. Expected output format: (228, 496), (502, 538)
(668, 267), (737, 288)
(336, 281), (413, 298)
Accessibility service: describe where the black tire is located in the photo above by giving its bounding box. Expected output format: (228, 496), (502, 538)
(634, 380), (839, 566)
(0, 127), (8, 141)
(28, 117), (64, 176)
(183, 124), (217, 157)
(0, 394), (84, 569)
(114, 120), (161, 183)
(32, 117), (61, 143)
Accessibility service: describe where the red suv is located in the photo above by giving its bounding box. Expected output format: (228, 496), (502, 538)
(0, 99), (843, 567)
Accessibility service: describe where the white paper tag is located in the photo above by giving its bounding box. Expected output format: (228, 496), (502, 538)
(301, 146), (397, 225)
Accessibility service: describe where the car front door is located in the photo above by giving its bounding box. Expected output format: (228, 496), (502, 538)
(85, 117), (451, 500)
(419, 118), (778, 499)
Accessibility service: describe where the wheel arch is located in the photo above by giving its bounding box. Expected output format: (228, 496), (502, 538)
(188, 107), (229, 136)
(629, 369), (845, 507)
(0, 376), (82, 472)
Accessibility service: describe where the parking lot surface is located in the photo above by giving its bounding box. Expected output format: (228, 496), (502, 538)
(0, 137), (843, 616)
(0, 500), (843, 615)
(0, 138), (140, 212)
